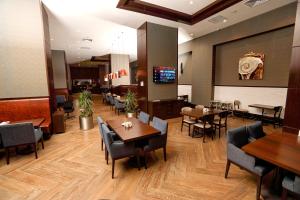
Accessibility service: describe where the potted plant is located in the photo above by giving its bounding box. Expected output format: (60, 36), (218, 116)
(79, 90), (94, 130)
(124, 90), (138, 118)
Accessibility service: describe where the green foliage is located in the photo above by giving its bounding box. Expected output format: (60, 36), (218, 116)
(124, 90), (138, 113)
(79, 90), (93, 117)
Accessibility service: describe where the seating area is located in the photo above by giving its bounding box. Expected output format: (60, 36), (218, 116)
(1, 0), (300, 199)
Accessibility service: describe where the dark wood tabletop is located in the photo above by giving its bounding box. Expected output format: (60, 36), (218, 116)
(243, 132), (300, 175)
(181, 108), (222, 119)
(248, 104), (276, 110)
(11, 118), (45, 128)
(106, 118), (160, 143)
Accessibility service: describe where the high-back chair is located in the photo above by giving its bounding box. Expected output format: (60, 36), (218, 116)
(181, 107), (196, 136)
(192, 114), (215, 142)
(96, 116), (105, 151)
(114, 99), (125, 115)
(101, 123), (140, 178)
(195, 105), (204, 110)
(263, 106), (283, 128)
(108, 95), (115, 110)
(233, 100), (249, 119)
(0, 123), (44, 164)
(225, 126), (274, 200)
(143, 117), (168, 169)
(138, 111), (150, 124)
(213, 111), (229, 138)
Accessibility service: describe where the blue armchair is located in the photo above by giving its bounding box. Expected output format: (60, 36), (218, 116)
(101, 123), (140, 178)
(143, 117), (168, 169)
(96, 116), (116, 151)
(0, 123), (44, 164)
(108, 95), (115, 110)
(114, 99), (125, 115)
(282, 175), (300, 199)
(225, 126), (274, 200)
(138, 111), (150, 124)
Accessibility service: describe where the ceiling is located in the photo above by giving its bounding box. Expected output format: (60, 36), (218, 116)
(140, 0), (217, 15)
(42, 0), (296, 64)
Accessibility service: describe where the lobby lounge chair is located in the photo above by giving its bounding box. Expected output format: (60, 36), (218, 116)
(225, 126), (274, 200)
(282, 174), (300, 200)
(101, 123), (140, 178)
(143, 117), (168, 169)
(138, 111), (150, 124)
(0, 123), (44, 164)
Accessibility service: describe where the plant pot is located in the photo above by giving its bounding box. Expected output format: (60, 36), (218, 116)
(79, 116), (94, 130)
(127, 112), (134, 118)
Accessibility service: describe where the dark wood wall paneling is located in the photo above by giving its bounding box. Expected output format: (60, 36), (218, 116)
(283, 1), (300, 134)
(41, 4), (55, 112)
(148, 99), (184, 119)
(137, 23), (148, 112)
(70, 67), (100, 80)
(111, 85), (138, 96)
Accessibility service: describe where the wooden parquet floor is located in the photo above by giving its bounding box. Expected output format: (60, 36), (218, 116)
(0, 95), (282, 200)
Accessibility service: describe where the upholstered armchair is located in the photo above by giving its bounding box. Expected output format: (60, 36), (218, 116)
(247, 121), (266, 142)
(108, 95), (115, 110)
(96, 116), (116, 151)
(225, 126), (274, 200)
(143, 117), (168, 169)
(282, 175), (300, 199)
(138, 111), (150, 124)
(101, 123), (140, 178)
(0, 123), (44, 164)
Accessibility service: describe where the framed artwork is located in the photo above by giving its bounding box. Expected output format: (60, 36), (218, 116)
(239, 52), (265, 80)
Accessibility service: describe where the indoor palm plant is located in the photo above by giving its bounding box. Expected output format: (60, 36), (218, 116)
(124, 90), (138, 118)
(79, 90), (94, 130)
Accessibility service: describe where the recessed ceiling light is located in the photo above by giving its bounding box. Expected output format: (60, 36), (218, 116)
(189, 33), (194, 37)
(223, 19), (228, 23)
(50, 38), (54, 41)
(189, 1), (194, 5)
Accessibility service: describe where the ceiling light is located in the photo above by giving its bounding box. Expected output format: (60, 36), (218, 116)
(189, 1), (194, 5)
(189, 33), (194, 37)
(223, 19), (228, 23)
(50, 38), (54, 41)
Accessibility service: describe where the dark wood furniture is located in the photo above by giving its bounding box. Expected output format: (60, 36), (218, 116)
(111, 85), (137, 96)
(181, 108), (222, 120)
(11, 118), (45, 128)
(106, 118), (160, 143)
(192, 114), (215, 142)
(148, 99), (184, 119)
(0, 98), (52, 135)
(243, 132), (300, 175)
(52, 110), (65, 134)
(248, 104), (281, 125)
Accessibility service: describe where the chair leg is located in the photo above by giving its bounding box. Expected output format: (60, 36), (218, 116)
(101, 139), (103, 151)
(137, 154), (141, 170)
(112, 159), (115, 179)
(144, 152), (148, 169)
(181, 120), (183, 131)
(41, 137), (44, 149)
(188, 124), (191, 136)
(33, 143), (38, 159)
(163, 146), (167, 161)
(225, 160), (231, 178)
(105, 147), (108, 164)
(219, 126), (221, 138)
(5, 148), (10, 165)
(256, 176), (263, 200)
(281, 188), (288, 200)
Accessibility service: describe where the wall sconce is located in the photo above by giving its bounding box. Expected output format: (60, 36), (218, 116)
(140, 81), (144, 86)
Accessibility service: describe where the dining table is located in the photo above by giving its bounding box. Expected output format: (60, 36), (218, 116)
(181, 108), (222, 120)
(106, 117), (160, 143)
(10, 118), (45, 128)
(243, 132), (300, 175)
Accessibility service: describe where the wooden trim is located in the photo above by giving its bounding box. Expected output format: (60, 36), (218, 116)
(178, 84), (192, 86)
(213, 85), (288, 88)
(214, 24), (295, 47)
(0, 96), (50, 101)
(117, 0), (243, 25)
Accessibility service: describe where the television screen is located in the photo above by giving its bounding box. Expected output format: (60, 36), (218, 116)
(153, 66), (176, 84)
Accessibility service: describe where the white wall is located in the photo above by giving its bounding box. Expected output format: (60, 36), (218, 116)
(178, 85), (192, 102)
(111, 54), (130, 86)
(214, 86), (287, 118)
(52, 50), (67, 89)
(0, 0), (48, 98)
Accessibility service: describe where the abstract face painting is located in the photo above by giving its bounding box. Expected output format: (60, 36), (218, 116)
(239, 52), (264, 80)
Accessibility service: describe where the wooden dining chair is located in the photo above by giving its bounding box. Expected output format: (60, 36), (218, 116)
(192, 114), (215, 143)
(213, 111), (229, 138)
(181, 107), (196, 136)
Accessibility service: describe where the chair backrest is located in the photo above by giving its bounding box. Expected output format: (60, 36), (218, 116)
(56, 95), (65, 104)
(96, 116), (105, 137)
(274, 106), (283, 118)
(217, 111), (228, 124)
(234, 100), (241, 110)
(152, 117), (168, 135)
(0, 123), (35, 147)
(105, 94), (110, 102)
(247, 121), (265, 139)
(181, 107), (192, 112)
(202, 114), (215, 125)
(101, 123), (114, 151)
(109, 95), (115, 105)
(195, 105), (204, 110)
(295, 176), (300, 193)
(138, 111), (150, 124)
(227, 126), (248, 148)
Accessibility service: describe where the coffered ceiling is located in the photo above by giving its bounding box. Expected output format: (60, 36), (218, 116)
(42, 0), (296, 64)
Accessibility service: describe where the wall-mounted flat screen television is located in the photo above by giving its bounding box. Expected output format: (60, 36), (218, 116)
(153, 66), (176, 84)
